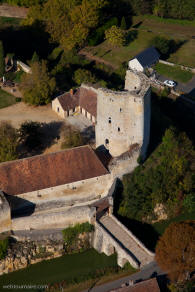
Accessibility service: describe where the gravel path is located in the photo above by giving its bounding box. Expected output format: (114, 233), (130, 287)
(0, 102), (64, 128)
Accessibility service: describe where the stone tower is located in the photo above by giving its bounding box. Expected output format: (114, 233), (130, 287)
(95, 70), (151, 158)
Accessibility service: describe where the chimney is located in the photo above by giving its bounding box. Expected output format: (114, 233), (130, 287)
(70, 89), (74, 96)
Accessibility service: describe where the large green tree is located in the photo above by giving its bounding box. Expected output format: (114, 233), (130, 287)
(105, 25), (126, 47)
(24, 0), (108, 50)
(20, 60), (56, 105)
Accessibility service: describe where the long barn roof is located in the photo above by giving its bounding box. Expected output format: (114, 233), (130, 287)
(0, 145), (109, 196)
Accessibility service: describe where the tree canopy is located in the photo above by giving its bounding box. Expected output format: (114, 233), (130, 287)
(156, 221), (195, 284)
(118, 127), (195, 222)
(20, 60), (56, 105)
(105, 25), (126, 47)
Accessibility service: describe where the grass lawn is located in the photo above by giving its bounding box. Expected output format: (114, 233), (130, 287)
(0, 249), (136, 292)
(155, 62), (194, 82)
(87, 30), (158, 68)
(0, 89), (16, 109)
(86, 14), (195, 69)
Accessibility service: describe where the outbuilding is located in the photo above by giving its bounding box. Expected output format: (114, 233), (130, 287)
(128, 47), (160, 72)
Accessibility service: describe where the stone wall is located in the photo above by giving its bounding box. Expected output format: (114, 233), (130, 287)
(12, 206), (96, 231)
(96, 70), (151, 158)
(7, 174), (112, 213)
(0, 232), (93, 275)
(0, 192), (11, 234)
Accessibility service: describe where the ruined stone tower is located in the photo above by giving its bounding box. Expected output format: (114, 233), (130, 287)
(95, 70), (151, 158)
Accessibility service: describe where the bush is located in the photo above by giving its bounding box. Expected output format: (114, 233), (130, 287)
(0, 238), (9, 260)
(62, 223), (94, 253)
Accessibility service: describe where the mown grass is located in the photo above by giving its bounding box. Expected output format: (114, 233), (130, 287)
(136, 14), (195, 27)
(0, 249), (134, 292)
(155, 62), (194, 82)
(0, 88), (16, 109)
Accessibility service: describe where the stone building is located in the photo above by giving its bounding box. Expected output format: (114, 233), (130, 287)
(52, 85), (97, 123)
(96, 70), (151, 158)
(0, 69), (151, 233)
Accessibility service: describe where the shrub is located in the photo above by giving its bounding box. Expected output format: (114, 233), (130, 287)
(62, 222), (94, 253)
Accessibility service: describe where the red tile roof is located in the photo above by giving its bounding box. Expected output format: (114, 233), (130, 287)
(57, 86), (97, 117)
(58, 92), (79, 111)
(0, 146), (109, 196)
(115, 278), (161, 292)
(79, 87), (97, 117)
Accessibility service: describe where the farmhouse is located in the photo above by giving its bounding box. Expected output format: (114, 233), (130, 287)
(128, 46), (160, 72)
(52, 85), (97, 123)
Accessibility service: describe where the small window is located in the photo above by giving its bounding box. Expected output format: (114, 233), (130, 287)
(120, 108), (122, 112)
(105, 139), (109, 144)
(118, 127), (120, 132)
(57, 107), (59, 112)
(108, 117), (111, 124)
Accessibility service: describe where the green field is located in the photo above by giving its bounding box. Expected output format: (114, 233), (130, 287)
(0, 249), (123, 292)
(0, 89), (16, 109)
(86, 14), (195, 69)
(155, 62), (194, 83)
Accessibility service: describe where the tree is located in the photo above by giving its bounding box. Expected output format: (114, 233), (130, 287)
(19, 121), (42, 150)
(0, 41), (4, 77)
(20, 60), (56, 105)
(156, 221), (195, 285)
(120, 16), (127, 30)
(150, 36), (171, 56)
(105, 25), (126, 47)
(118, 127), (195, 221)
(73, 68), (97, 85)
(0, 121), (18, 163)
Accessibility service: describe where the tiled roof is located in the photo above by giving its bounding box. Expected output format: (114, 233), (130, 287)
(133, 47), (160, 68)
(0, 146), (109, 196)
(58, 92), (79, 111)
(79, 87), (97, 117)
(115, 278), (161, 292)
(57, 86), (97, 117)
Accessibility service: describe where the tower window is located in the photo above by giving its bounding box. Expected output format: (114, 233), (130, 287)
(118, 127), (120, 132)
(57, 107), (59, 112)
(108, 117), (111, 124)
(105, 139), (109, 144)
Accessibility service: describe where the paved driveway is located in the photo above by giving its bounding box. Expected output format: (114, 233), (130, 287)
(156, 74), (195, 96)
(82, 261), (165, 292)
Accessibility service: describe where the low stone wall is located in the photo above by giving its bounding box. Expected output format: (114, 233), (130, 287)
(0, 231), (93, 275)
(12, 206), (96, 231)
(159, 59), (195, 73)
(0, 192), (11, 234)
